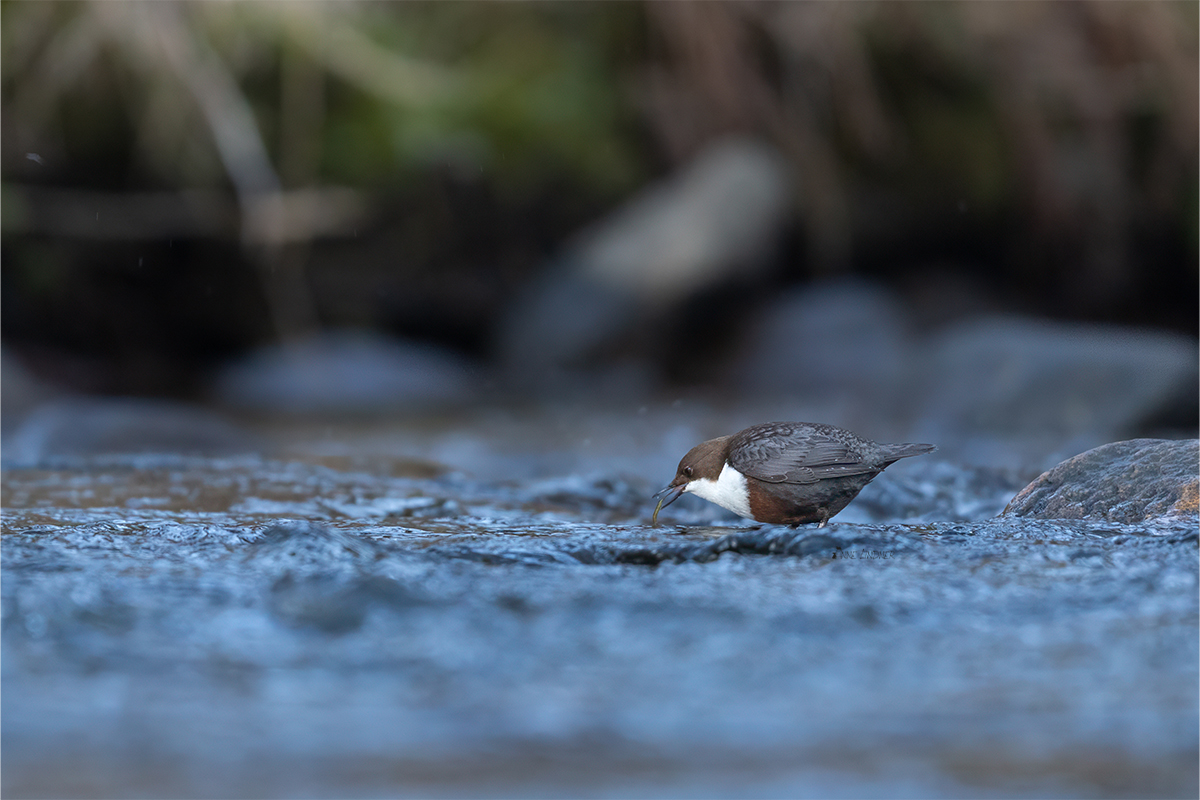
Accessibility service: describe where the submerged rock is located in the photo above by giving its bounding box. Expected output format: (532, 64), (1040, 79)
(1002, 438), (1200, 523)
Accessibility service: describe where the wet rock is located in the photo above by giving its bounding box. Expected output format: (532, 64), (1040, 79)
(498, 137), (791, 388)
(605, 526), (919, 565)
(915, 317), (1198, 446)
(733, 279), (914, 402)
(522, 474), (646, 521)
(1002, 438), (1200, 523)
(245, 523), (386, 569)
(2, 397), (260, 465)
(320, 494), (458, 521)
(213, 329), (479, 415)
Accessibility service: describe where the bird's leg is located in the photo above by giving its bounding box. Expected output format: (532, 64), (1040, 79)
(817, 509), (830, 528)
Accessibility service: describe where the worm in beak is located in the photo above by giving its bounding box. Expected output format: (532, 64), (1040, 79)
(651, 483), (685, 526)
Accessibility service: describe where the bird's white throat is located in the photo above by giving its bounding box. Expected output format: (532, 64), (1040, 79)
(686, 462), (754, 520)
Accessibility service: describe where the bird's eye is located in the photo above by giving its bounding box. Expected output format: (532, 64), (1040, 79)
(683, 466), (693, 477)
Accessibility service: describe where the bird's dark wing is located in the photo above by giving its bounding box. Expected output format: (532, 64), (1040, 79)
(727, 423), (875, 484)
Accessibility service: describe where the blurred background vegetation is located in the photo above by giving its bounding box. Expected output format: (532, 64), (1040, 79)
(2, 0), (1196, 399)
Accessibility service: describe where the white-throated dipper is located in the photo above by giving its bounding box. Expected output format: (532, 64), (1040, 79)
(652, 422), (935, 527)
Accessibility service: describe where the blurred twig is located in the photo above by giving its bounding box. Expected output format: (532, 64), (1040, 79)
(269, 3), (463, 109)
(133, 2), (320, 337)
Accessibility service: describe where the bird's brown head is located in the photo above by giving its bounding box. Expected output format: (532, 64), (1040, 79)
(651, 435), (732, 525)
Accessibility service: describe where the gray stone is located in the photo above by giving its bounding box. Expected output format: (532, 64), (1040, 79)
(733, 278), (913, 400)
(916, 317), (1198, 441)
(569, 137), (791, 304)
(1002, 438), (1199, 523)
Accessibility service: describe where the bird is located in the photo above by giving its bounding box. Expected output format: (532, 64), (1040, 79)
(652, 422), (935, 527)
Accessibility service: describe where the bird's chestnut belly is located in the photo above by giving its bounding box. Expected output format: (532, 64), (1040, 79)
(746, 473), (881, 525)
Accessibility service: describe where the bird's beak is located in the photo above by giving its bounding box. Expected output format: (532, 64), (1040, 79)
(651, 482), (686, 526)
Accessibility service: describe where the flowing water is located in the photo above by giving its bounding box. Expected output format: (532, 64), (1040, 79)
(2, 408), (1196, 798)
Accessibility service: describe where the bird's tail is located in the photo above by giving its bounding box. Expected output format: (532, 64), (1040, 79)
(882, 442), (937, 461)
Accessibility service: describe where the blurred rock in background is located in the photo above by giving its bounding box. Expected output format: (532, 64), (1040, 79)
(4, 396), (261, 466)
(912, 317), (1199, 458)
(497, 136), (791, 393)
(213, 328), (481, 415)
(732, 278), (915, 409)
(0, 345), (56, 438)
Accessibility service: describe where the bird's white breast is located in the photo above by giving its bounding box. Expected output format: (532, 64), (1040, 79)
(686, 462), (754, 520)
